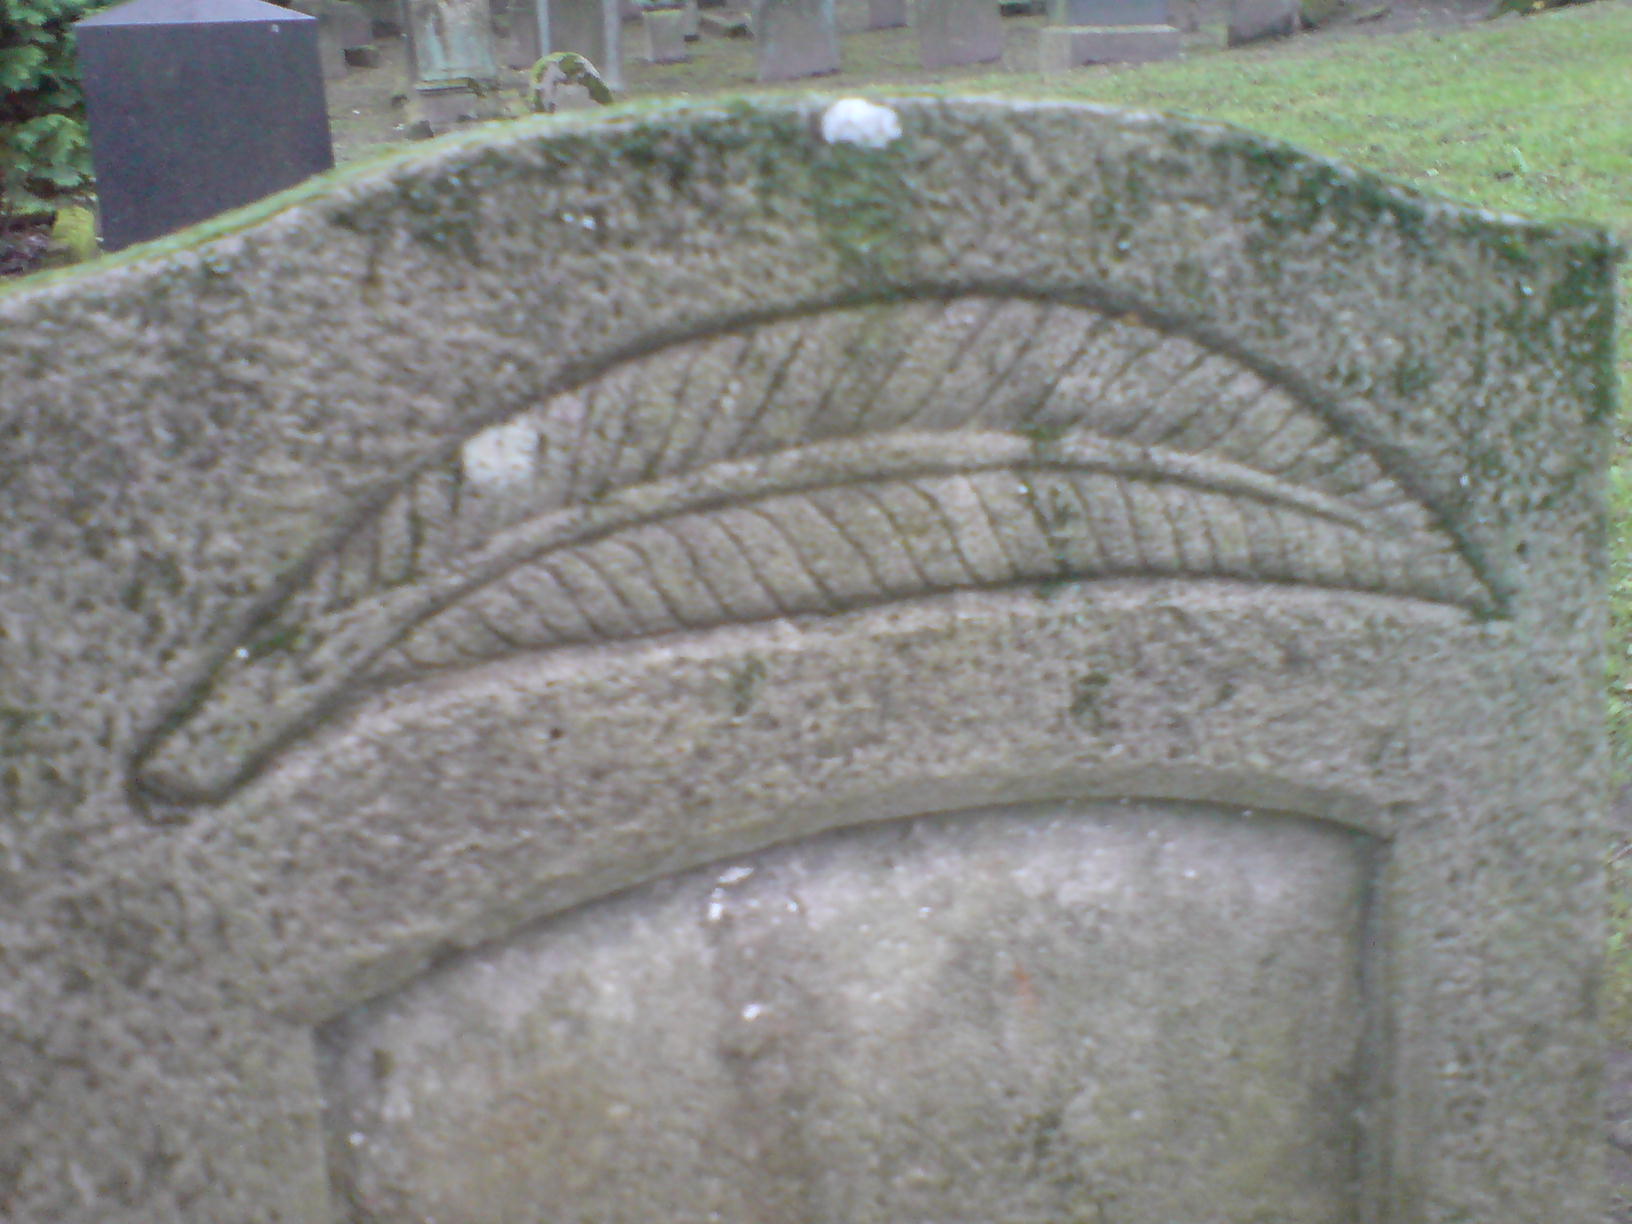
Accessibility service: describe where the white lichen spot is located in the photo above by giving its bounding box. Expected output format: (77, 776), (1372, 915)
(820, 98), (901, 149)
(462, 418), (540, 490)
(717, 865), (755, 885)
(741, 1002), (765, 1021)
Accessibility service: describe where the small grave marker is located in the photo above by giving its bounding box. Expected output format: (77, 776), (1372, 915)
(1036, 0), (1178, 68)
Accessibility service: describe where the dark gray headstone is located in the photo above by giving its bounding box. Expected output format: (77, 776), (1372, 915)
(76, 0), (334, 252)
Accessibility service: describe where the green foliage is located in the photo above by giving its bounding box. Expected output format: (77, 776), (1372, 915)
(1, 0), (116, 217)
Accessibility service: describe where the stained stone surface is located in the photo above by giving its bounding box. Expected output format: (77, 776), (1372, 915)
(547, 0), (623, 87)
(404, 0), (499, 84)
(0, 98), (1615, 1223)
(324, 801), (1371, 1223)
(753, 0), (840, 80)
(1227, 0), (1297, 43)
(918, 0), (1005, 66)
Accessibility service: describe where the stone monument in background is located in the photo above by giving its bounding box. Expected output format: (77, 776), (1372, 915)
(0, 96), (1615, 1222)
(753, 0), (841, 80)
(75, 0), (334, 251)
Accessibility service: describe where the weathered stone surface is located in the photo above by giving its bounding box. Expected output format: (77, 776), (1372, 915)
(75, 0), (334, 252)
(325, 801), (1371, 1222)
(288, 0), (362, 78)
(0, 98), (1615, 1224)
(403, 0), (499, 84)
(753, 0), (839, 79)
(499, 0), (544, 67)
(641, 5), (689, 59)
(1038, 21), (1179, 66)
(358, 0), (402, 33)
(918, 0), (1004, 66)
(1047, 0), (1168, 22)
(1227, 0), (1298, 42)
(547, 0), (624, 87)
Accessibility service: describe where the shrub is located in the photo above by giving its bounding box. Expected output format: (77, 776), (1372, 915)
(0, 0), (116, 218)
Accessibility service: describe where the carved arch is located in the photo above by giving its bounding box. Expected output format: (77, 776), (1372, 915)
(134, 293), (1497, 804)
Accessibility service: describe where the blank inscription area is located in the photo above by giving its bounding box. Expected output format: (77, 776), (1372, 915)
(322, 801), (1372, 1224)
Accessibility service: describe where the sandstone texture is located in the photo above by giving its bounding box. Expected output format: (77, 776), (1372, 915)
(0, 97), (1617, 1222)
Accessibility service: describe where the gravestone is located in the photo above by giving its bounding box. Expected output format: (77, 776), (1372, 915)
(404, 0), (502, 127)
(358, 0), (403, 33)
(74, 0), (334, 252)
(1037, 21), (1178, 66)
(0, 97), (1614, 1224)
(1228, 0), (1299, 42)
(1047, 0), (1166, 18)
(547, 0), (625, 88)
(838, 0), (905, 30)
(868, 0), (906, 25)
(753, 0), (840, 80)
(493, 0), (541, 66)
(917, 0), (1004, 67)
(641, 5), (690, 59)
(1039, 0), (1178, 66)
(290, 0), (374, 78)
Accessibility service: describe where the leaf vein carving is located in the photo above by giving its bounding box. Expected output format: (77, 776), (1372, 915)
(132, 296), (1500, 805)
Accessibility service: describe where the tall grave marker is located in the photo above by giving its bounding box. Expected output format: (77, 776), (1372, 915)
(403, 0), (502, 128)
(541, 0), (624, 88)
(753, 0), (840, 80)
(918, 0), (1004, 67)
(75, 0), (334, 251)
(0, 97), (1615, 1222)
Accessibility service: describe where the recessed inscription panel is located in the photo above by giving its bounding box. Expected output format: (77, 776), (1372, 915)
(322, 800), (1372, 1223)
